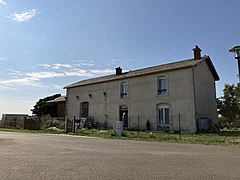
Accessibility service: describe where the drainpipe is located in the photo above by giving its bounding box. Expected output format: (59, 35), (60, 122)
(192, 66), (197, 132)
(104, 83), (108, 129)
(64, 90), (69, 133)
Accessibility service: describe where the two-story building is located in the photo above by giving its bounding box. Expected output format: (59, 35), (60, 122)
(64, 46), (219, 133)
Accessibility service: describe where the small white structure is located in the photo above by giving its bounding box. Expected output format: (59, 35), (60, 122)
(116, 121), (123, 136)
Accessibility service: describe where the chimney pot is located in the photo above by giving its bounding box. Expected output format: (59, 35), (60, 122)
(115, 67), (122, 75)
(193, 45), (202, 60)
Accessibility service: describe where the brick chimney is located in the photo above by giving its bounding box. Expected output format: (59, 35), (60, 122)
(115, 67), (122, 75)
(192, 45), (202, 60)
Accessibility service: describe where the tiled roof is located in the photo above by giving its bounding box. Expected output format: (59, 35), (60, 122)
(48, 96), (66, 103)
(64, 56), (219, 89)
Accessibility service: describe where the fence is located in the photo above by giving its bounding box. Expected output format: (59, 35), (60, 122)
(0, 117), (40, 130)
(24, 118), (40, 130)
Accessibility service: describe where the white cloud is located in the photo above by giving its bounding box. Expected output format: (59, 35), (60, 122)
(0, 0), (6, 5)
(10, 9), (38, 23)
(91, 69), (114, 74)
(0, 61), (116, 90)
(78, 62), (95, 67)
(0, 70), (65, 90)
(26, 71), (65, 80)
(64, 70), (90, 77)
(38, 62), (95, 70)
(107, 58), (135, 66)
(50, 84), (63, 90)
(0, 57), (9, 62)
(38, 63), (71, 70)
(71, 60), (96, 67)
(6, 68), (24, 76)
(64, 69), (114, 77)
(52, 64), (73, 69)
(38, 64), (51, 69)
(0, 77), (43, 89)
(0, 85), (17, 90)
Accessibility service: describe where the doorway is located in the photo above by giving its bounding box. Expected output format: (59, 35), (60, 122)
(119, 105), (128, 128)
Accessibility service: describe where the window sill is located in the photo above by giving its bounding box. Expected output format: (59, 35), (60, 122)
(157, 94), (168, 97)
(120, 97), (128, 100)
(157, 125), (171, 128)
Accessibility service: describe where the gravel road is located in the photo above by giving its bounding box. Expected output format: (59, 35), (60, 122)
(0, 131), (240, 180)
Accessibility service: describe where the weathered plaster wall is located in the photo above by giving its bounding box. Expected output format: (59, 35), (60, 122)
(66, 67), (197, 133)
(194, 60), (217, 125)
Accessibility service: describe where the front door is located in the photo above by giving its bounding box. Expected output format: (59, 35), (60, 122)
(119, 105), (128, 128)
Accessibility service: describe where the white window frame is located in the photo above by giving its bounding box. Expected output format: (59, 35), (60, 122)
(157, 104), (170, 127)
(120, 81), (128, 99)
(157, 75), (168, 96)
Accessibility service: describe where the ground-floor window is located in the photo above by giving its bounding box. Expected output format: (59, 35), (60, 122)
(80, 101), (89, 118)
(157, 104), (170, 127)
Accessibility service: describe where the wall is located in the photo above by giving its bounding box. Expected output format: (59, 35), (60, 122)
(0, 116), (40, 130)
(55, 101), (66, 118)
(167, 68), (196, 133)
(66, 67), (197, 133)
(2, 114), (28, 122)
(193, 60), (217, 126)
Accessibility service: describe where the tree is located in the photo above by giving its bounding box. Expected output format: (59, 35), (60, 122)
(31, 94), (61, 117)
(217, 84), (240, 124)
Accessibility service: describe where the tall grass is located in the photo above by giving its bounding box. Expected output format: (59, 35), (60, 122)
(0, 128), (240, 146)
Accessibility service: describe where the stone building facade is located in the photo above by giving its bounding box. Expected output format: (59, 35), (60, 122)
(64, 46), (219, 133)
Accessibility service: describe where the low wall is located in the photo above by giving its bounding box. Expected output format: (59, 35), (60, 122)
(1, 117), (40, 130)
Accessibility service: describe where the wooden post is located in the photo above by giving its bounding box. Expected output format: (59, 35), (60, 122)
(73, 116), (76, 133)
(138, 115), (140, 137)
(23, 117), (26, 129)
(179, 114), (181, 141)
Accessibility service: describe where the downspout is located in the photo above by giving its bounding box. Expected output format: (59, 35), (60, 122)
(192, 66), (197, 132)
(64, 89), (69, 133)
(104, 83), (108, 129)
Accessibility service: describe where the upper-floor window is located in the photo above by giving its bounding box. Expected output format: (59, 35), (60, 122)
(158, 76), (168, 95)
(120, 81), (128, 98)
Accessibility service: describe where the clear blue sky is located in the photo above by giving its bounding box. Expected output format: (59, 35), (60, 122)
(0, 0), (239, 116)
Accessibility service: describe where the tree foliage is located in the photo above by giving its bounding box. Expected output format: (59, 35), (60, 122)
(217, 84), (240, 122)
(31, 94), (61, 117)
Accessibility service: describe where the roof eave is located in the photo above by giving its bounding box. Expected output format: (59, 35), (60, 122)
(204, 56), (220, 81)
(64, 64), (195, 89)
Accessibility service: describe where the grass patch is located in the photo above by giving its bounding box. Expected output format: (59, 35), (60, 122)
(0, 128), (240, 146)
(0, 128), (64, 134)
(71, 129), (240, 146)
(71, 129), (115, 138)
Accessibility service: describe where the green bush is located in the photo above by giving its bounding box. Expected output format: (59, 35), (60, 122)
(39, 115), (64, 129)
(45, 119), (64, 129)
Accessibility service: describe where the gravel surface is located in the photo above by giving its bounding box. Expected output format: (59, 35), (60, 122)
(0, 131), (240, 180)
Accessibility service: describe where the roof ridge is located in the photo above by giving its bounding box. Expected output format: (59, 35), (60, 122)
(64, 57), (212, 89)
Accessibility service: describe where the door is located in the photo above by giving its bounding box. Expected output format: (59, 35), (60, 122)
(119, 105), (128, 128)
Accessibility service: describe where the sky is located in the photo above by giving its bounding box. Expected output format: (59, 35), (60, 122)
(0, 0), (240, 117)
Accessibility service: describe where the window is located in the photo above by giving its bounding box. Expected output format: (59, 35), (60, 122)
(80, 102), (89, 118)
(120, 82), (128, 98)
(157, 104), (170, 127)
(158, 76), (167, 95)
